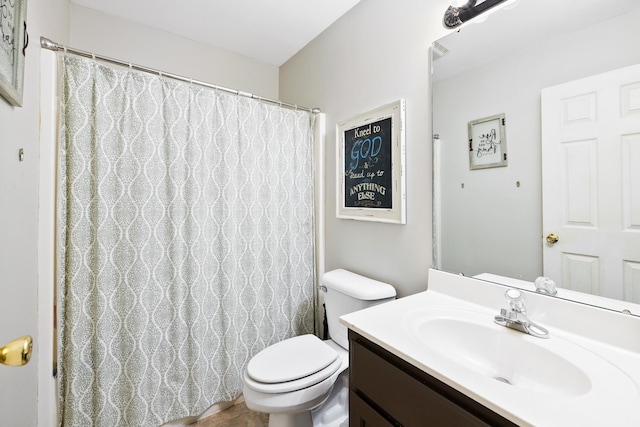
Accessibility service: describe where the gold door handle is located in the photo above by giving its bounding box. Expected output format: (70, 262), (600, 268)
(1, 336), (33, 367)
(546, 233), (559, 244)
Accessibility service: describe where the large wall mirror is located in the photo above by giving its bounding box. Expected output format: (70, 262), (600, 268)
(432, 0), (640, 314)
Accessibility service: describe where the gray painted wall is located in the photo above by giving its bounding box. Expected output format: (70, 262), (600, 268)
(280, 0), (453, 296)
(0, 0), (69, 423)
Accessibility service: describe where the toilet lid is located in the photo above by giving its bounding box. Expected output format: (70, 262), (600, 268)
(244, 356), (342, 394)
(246, 334), (338, 384)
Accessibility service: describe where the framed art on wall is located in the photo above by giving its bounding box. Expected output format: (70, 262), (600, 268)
(0, 0), (28, 107)
(468, 113), (507, 170)
(336, 100), (406, 224)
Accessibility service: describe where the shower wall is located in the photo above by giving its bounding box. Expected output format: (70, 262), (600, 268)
(69, 4), (280, 99)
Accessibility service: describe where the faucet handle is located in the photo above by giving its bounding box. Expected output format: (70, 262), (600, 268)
(504, 288), (526, 313)
(534, 276), (557, 296)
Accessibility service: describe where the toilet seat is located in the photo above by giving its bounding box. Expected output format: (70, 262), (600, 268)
(244, 357), (341, 393)
(245, 334), (339, 394)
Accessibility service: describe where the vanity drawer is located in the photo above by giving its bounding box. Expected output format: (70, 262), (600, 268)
(349, 331), (517, 427)
(349, 391), (395, 427)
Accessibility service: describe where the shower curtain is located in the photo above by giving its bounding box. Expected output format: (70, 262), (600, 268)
(56, 55), (316, 426)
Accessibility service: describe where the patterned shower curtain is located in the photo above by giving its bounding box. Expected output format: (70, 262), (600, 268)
(56, 55), (316, 426)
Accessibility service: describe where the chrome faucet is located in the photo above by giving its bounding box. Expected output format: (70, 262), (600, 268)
(534, 276), (557, 296)
(494, 288), (549, 339)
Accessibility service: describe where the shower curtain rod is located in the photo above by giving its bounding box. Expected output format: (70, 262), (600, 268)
(40, 36), (321, 114)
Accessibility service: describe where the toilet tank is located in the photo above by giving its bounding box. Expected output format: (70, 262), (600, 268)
(321, 269), (396, 350)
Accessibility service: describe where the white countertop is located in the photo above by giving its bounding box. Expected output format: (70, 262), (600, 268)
(340, 269), (640, 426)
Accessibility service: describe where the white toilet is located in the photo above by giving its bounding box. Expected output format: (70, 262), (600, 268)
(242, 269), (396, 427)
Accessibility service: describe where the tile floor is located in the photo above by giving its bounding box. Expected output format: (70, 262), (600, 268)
(192, 402), (269, 427)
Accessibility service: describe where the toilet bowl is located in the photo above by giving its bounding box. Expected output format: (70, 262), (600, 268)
(243, 335), (348, 427)
(242, 269), (396, 427)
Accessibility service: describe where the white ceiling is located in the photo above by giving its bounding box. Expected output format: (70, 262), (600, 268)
(70, 0), (361, 66)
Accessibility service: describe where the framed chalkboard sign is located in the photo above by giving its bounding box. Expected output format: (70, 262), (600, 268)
(337, 100), (406, 224)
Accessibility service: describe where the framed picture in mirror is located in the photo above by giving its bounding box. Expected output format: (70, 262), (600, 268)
(0, 0), (28, 107)
(468, 113), (507, 170)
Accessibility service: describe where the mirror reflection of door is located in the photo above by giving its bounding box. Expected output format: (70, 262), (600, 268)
(541, 64), (640, 303)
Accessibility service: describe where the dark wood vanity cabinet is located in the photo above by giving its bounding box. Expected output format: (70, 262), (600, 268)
(349, 331), (518, 427)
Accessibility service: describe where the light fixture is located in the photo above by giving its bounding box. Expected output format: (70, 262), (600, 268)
(443, 0), (508, 29)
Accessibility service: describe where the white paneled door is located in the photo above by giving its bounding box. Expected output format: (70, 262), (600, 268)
(541, 64), (640, 302)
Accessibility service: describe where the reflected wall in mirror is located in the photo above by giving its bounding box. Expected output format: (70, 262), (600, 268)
(432, 0), (640, 314)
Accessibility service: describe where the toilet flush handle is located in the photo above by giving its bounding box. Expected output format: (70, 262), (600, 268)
(319, 285), (327, 293)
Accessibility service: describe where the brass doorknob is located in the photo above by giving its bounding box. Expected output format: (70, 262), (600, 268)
(1, 336), (33, 367)
(546, 233), (559, 244)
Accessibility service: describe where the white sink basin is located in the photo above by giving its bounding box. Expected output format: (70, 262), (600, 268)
(341, 270), (640, 426)
(405, 308), (637, 400)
